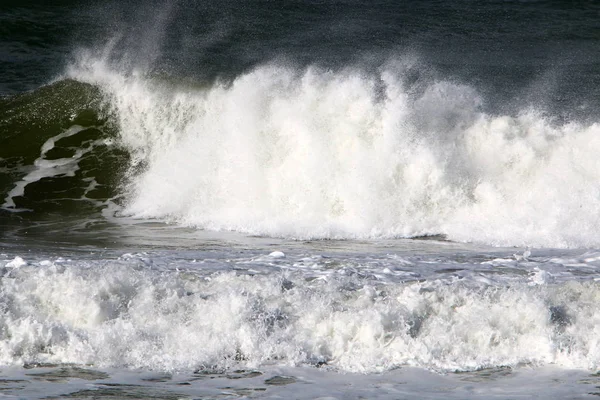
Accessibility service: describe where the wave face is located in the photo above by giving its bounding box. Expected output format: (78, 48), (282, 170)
(3, 252), (600, 373)
(61, 54), (600, 248)
(0, 79), (127, 219)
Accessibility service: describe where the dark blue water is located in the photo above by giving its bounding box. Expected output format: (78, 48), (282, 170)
(3, 1), (600, 114)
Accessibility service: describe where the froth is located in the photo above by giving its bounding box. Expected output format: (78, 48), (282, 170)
(68, 56), (600, 248)
(1, 255), (600, 372)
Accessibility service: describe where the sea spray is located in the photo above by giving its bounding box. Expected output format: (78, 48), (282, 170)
(66, 56), (600, 248)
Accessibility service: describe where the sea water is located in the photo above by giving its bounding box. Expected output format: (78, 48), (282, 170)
(2, 1), (600, 398)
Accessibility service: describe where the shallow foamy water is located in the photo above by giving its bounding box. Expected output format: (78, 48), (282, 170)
(0, 233), (599, 398)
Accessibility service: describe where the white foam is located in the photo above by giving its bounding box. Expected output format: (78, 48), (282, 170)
(67, 56), (600, 248)
(0, 252), (598, 372)
(5, 256), (26, 269)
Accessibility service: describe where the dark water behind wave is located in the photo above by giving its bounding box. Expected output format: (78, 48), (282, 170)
(2, 0), (600, 108)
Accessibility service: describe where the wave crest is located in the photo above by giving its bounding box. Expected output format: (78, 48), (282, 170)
(68, 57), (600, 248)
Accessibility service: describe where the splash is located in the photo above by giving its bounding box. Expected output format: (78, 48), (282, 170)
(66, 55), (600, 248)
(2, 253), (600, 372)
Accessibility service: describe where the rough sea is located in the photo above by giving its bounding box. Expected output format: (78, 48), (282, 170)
(2, 1), (600, 398)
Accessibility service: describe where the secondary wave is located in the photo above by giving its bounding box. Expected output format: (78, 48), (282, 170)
(1, 253), (600, 372)
(65, 54), (600, 248)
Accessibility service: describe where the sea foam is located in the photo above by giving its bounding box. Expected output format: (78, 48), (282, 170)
(1, 253), (600, 372)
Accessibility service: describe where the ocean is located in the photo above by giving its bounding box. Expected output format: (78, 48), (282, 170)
(2, 0), (600, 398)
